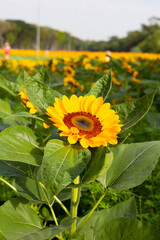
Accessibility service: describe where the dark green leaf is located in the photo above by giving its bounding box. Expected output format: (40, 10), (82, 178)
(24, 71), (62, 113)
(37, 139), (91, 197)
(86, 70), (112, 101)
(112, 91), (156, 131)
(0, 161), (24, 176)
(5, 112), (43, 121)
(0, 198), (42, 240)
(82, 147), (113, 184)
(77, 197), (137, 239)
(33, 66), (51, 85)
(15, 176), (46, 203)
(95, 218), (160, 240)
(17, 219), (75, 240)
(0, 126), (43, 166)
(105, 141), (160, 190)
(0, 74), (21, 96)
(0, 99), (11, 118)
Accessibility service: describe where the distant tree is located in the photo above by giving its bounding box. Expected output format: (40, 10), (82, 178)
(138, 30), (160, 53)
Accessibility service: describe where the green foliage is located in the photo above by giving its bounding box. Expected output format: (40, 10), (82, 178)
(86, 69), (112, 101)
(95, 218), (160, 240)
(0, 126), (43, 165)
(139, 30), (160, 53)
(112, 91), (156, 131)
(76, 197), (137, 239)
(37, 139), (91, 197)
(103, 141), (160, 190)
(24, 71), (62, 112)
(0, 65), (160, 239)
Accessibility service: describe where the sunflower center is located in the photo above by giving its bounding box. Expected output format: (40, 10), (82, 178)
(63, 112), (102, 138)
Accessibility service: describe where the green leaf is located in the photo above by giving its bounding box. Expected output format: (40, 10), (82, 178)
(15, 176), (47, 203)
(95, 218), (160, 240)
(5, 112), (43, 122)
(82, 147), (113, 184)
(0, 99), (11, 118)
(16, 72), (24, 85)
(138, 79), (160, 90)
(104, 141), (160, 190)
(37, 139), (91, 197)
(0, 74), (21, 97)
(0, 126), (43, 166)
(34, 66), (51, 85)
(24, 71), (62, 113)
(0, 232), (7, 240)
(16, 219), (75, 240)
(112, 91), (156, 131)
(77, 197), (137, 239)
(86, 69), (112, 101)
(0, 161), (24, 176)
(146, 112), (160, 128)
(0, 198), (42, 240)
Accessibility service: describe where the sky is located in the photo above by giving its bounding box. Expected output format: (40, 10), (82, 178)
(1, 0), (160, 41)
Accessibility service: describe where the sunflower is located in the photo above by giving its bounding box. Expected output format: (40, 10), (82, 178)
(64, 66), (75, 77)
(63, 76), (79, 87)
(18, 87), (38, 114)
(46, 95), (122, 148)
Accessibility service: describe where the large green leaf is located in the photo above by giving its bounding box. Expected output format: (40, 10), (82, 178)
(15, 176), (47, 203)
(95, 218), (160, 240)
(0, 74), (21, 96)
(82, 147), (113, 184)
(0, 161), (24, 176)
(5, 112), (43, 122)
(0, 198), (42, 240)
(138, 79), (160, 90)
(33, 66), (51, 85)
(0, 232), (7, 240)
(37, 139), (91, 197)
(0, 99), (11, 118)
(103, 141), (160, 190)
(24, 71), (62, 113)
(0, 126), (43, 166)
(76, 197), (136, 239)
(17, 219), (75, 240)
(112, 91), (156, 131)
(86, 70), (112, 101)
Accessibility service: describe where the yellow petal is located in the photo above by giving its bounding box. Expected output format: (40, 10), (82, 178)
(91, 97), (103, 115)
(55, 98), (67, 115)
(84, 95), (96, 113)
(43, 123), (50, 129)
(96, 103), (111, 119)
(71, 127), (79, 134)
(68, 135), (78, 144)
(79, 138), (89, 148)
(62, 95), (74, 113)
(70, 95), (80, 112)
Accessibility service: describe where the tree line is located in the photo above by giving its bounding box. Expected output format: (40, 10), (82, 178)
(0, 18), (160, 52)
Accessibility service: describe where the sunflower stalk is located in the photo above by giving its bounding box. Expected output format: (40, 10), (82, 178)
(69, 175), (81, 239)
(74, 188), (108, 238)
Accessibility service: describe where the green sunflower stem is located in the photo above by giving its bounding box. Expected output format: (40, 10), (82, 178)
(69, 175), (81, 239)
(74, 188), (108, 238)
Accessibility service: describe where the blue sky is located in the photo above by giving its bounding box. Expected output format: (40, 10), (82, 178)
(1, 0), (160, 41)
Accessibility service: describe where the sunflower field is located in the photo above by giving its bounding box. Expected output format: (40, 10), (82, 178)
(0, 50), (160, 240)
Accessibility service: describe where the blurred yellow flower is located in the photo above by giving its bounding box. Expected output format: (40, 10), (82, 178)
(64, 66), (75, 77)
(18, 87), (38, 114)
